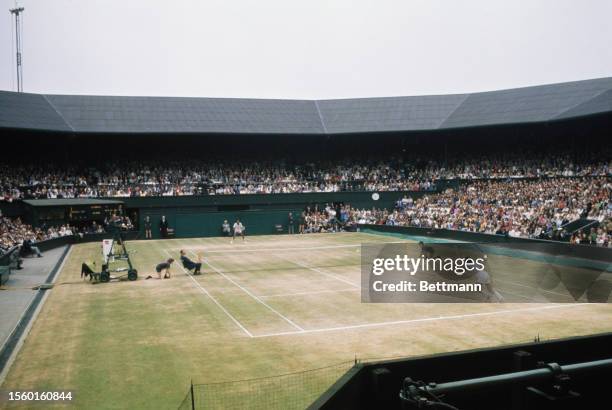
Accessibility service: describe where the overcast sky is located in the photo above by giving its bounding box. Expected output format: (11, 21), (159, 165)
(1, 0), (611, 99)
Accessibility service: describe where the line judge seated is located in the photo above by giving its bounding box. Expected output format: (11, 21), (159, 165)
(179, 249), (202, 275)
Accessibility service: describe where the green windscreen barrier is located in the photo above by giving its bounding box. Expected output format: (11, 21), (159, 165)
(174, 210), (300, 237)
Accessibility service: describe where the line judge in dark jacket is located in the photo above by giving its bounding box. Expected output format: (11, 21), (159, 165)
(160, 215), (169, 238)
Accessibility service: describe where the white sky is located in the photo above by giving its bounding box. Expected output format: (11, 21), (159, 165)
(1, 0), (611, 99)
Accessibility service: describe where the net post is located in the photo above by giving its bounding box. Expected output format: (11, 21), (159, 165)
(190, 380), (195, 410)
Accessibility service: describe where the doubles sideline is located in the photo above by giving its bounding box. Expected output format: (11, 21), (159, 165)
(251, 303), (590, 338)
(171, 243), (363, 254)
(169, 247), (590, 340)
(164, 248), (254, 338)
(195, 252), (304, 332)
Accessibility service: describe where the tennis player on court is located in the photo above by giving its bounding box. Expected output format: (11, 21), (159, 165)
(231, 219), (246, 243)
(146, 258), (175, 279)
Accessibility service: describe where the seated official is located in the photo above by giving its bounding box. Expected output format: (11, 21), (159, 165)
(21, 238), (43, 258)
(179, 249), (202, 275)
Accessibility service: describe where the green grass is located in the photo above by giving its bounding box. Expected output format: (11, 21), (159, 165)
(3, 232), (612, 409)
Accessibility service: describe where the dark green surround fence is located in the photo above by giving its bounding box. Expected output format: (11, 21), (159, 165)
(1, 191), (428, 239)
(122, 191), (424, 239)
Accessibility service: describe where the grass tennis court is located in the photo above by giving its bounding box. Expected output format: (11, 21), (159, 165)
(3, 232), (612, 409)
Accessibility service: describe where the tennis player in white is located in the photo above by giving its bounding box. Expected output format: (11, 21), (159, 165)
(231, 219), (246, 243)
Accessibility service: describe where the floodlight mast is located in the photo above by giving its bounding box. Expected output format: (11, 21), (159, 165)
(9, 5), (25, 92)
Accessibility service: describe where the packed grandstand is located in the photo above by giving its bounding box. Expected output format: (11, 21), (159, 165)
(0, 150), (609, 200)
(2, 168), (610, 250)
(1, 78), (611, 252)
(0, 215), (133, 254)
(299, 176), (611, 246)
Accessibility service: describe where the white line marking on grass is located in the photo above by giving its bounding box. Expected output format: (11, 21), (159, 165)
(163, 249), (254, 338)
(259, 287), (360, 298)
(494, 278), (573, 299)
(189, 251), (305, 332)
(251, 304), (589, 338)
(275, 254), (360, 288)
(173, 240), (414, 255)
(496, 289), (540, 302)
(172, 244), (362, 254)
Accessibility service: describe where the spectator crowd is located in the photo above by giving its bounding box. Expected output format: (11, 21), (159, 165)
(386, 177), (611, 245)
(296, 177), (611, 247)
(297, 204), (386, 233)
(1, 152), (609, 200)
(1, 150), (610, 248)
(0, 213), (132, 255)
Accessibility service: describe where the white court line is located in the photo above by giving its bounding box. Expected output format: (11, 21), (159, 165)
(496, 289), (539, 302)
(163, 249), (254, 338)
(260, 287), (360, 298)
(275, 254), (360, 289)
(172, 240), (411, 255)
(251, 304), (589, 338)
(172, 244), (362, 254)
(494, 278), (573, 299)
(190, 251), (305, 332)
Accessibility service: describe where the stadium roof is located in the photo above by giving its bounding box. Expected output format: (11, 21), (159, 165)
(1, 77), (612, 135)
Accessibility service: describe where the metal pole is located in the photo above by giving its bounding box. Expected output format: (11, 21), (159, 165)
(190, 380), (195, 410)
(9, 6), (24, 92)
(424, 358), (612, 395)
